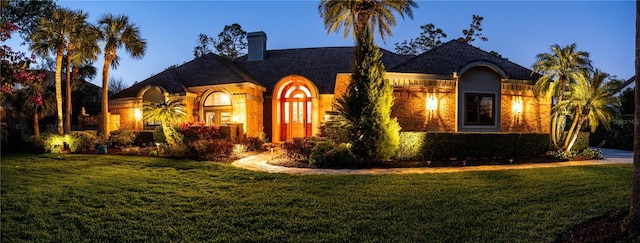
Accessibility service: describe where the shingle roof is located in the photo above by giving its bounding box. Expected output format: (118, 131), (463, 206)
(111, 53), (260, 99)
(613, 76), (635, 94)
(234, 47), (408, 94)
(389, 40), (534, 80)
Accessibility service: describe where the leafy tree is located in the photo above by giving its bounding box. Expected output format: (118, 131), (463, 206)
(193, 23), (247, 59)
(0, 0), (56, 41)
(142, 99), (186, 146)
(97, 14), (147, 138)
(319, 0), (413, 161)
(532, 43), (592, 150)
(620, 87), (634, 115)
(394, 15), (487, 55)
(193, 33), (213, 57)
(29, 7), (83, 135)
(557, 69), (617, 152)
(318, 0), (417, 41)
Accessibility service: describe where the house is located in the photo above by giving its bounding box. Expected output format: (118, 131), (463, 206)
(109, 31), (550, 142)
(613, 76), (635, 95)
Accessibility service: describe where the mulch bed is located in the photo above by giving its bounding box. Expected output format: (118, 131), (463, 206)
(555, 210), (640, 242)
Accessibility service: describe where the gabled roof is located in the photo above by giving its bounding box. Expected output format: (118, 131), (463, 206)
(234, 47), (408, 94)
(111, 53), (260, 99)
(389, 40), (534, 80)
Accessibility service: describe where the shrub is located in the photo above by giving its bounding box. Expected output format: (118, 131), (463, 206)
(34, 133), (66, 153)
(179, 122), (221, 142)
(319, 111), (350, 144)
(309, 140), (335, 166)
(121, 146), (141, 156)
(395, 132), (550, 161)
(236, 137), (265, 151)
(109, 128), (136, 148)
(67, 131), (97, 153)
(551, 150), (576, 161)
(153, 126), (166, 144)
(133, 131), (155, 147)
(320, 143), (358, 168)
(580, 148), (603, 160)
(281, 137), (321, 163)
(163, 143), (188, 159)
(186, 139), (235, 161)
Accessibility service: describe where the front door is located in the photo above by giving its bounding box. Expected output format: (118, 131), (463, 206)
(281, 89), (312, 140)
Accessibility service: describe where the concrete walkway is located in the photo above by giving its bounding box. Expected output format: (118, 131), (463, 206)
(231, 148), (633, 175)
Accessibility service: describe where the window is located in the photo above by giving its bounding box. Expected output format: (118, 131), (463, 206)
(465, 93), (495, 125)
(203, 92), (232, 125)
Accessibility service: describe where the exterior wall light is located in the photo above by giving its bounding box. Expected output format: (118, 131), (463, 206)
(426, 95), (438, 112)
(134, 108), (142, 121)
(232, 115), (239, 123)
(512, 98), (523, 114)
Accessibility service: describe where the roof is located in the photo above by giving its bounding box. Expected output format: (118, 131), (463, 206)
(389, 40), (534, 80)
(234, 47), (408, 94)
(613, 76), (635, 94)
(111, 53), (261, 99)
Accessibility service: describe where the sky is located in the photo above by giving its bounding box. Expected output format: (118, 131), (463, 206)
(7, 0), (635, 88)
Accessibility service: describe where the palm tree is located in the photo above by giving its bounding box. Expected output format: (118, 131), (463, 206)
(29, 7), (78, 135)
(318, 0), (417, 41)
(97, 14), (147, 138)
(627, 0), (640, 231)
(556, 70), (617, 152)
(64, 15), (100, 133)
(142, 99), (186, 146)
(532, 43), (592, 150)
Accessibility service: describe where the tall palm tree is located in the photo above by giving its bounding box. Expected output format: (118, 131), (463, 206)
(318, 0), (417, 41)
(142, 99), (186, 146)
(29, 7), (78, 135)
(532, 43), (592, 149)
(98, 14), (146, 138)
(556, 69), (617, 152)
(64, 15), (100, 133)
(627, 0), (640, 230)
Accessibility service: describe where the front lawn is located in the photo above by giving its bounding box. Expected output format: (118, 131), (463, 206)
(1, 154), (632, 242)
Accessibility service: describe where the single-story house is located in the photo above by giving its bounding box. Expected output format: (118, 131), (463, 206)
(109, 31), (550, 142)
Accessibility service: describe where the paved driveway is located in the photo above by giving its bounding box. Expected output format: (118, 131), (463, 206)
(231, 148), (633, 175)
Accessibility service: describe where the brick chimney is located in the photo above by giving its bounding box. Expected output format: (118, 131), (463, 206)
(247, 31), (267, 61)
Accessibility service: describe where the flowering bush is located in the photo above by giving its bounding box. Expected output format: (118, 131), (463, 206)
(580, 148), (603, 160)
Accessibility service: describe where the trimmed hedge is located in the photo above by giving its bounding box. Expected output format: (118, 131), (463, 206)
(396, 132), (550, 161)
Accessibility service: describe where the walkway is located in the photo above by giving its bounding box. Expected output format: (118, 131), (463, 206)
(231, 148), (633, 175)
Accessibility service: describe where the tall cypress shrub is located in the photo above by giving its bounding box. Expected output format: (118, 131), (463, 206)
(336, 27), (400, 162)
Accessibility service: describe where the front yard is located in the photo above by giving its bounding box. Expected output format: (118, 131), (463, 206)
(1, 154), (633, 242)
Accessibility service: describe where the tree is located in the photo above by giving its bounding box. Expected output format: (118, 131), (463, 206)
(0, 0), (56, 41)
(318, 0), (417, 41)
(394, 15), (487, 55)
(532, 43), (592, 150)
(108, 76), (127, 95)
(626, 0), (640, 231)
(29, 7), (81, 135)
(457, 15), (488, 44)
(319, 0), (414, 161)
(394, 23), (446, 55)
(142, 99), (186, 146)
(557, 69), (617, 152)
(213, 23), (247, 59)
(97, 14), (147, 138)
(193, 33), (213, 58)
(64, 11), (99, 133)
(336, 26), (400, 161)
(193, 23), (247, 59)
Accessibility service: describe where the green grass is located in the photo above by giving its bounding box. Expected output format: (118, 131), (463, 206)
(1, 154), (632, 242)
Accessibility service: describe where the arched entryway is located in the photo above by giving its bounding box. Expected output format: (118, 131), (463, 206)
(272, 75), (319, 142)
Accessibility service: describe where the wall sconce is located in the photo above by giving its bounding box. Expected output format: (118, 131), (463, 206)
(426, 95), (438, 112)
(232, 115), (239, 123)
(512, 98), (523, 114)
(134, 108), (142, 121)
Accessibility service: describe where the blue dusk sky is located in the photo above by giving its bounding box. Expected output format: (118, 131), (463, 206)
(9, 1), (635, 88)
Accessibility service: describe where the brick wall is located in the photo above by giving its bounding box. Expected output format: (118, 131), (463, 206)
(392, 87), (456, 132)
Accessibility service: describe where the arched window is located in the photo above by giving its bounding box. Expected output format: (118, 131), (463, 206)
(203, 91), (232, 125)
(142, 87), (165, 127)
